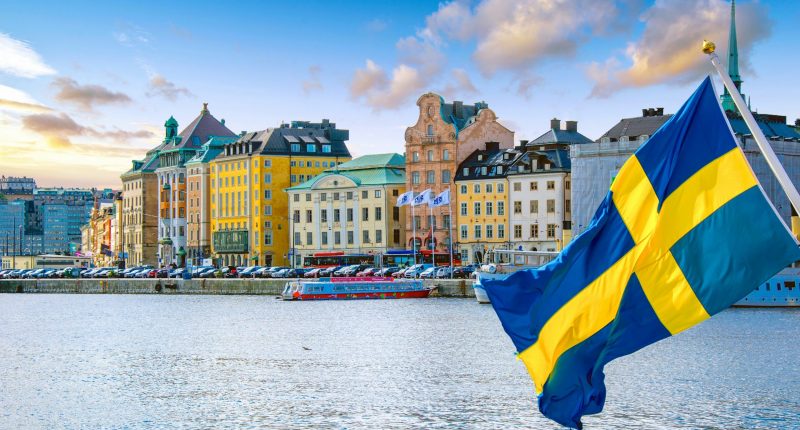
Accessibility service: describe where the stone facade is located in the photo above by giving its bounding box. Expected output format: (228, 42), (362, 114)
(404, 93), (513, 252)
(121, 170), (158, 267)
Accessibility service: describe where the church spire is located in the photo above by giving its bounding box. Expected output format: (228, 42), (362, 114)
(721, 0), (744, 112)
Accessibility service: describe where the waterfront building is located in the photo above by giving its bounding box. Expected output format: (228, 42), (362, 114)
(0, 200), (26, 257)
(0, 176), (36, 202)
(155, 103), (236, 267)
(209, 120), (351, 267)
(121, 144), (162, 267)
(87, 203), (116, 267)
(507, 119), (590, 252)
(454, 143), (522, 265)
(287, 153), (407, 264)
(33, 188), (95, 254)
(404, 94), (514, 252)
(186, 136), (237, 265)
(571, 1), (800, 234)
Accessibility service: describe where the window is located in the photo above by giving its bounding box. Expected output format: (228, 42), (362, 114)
(460, 185), (467, 194)
(513, 182), (521, 191)
(307, 232), (313, 245)
(264, 159), (272, 167)
(393, 207), (400, 221)
(530, 181), (538, 191)
(443, 215), (450, 229)
(347, 192), (353, 200)
(362, 190), (368, 199)
(306, 210), (312, 223)
(264, 232), (273, 245)
(334, 209), (341, 222)
(392, 189), (398, 197)
(363, 230), (370, 243)
(427, 170), (435, 184)
(530, 200), (538, 213)
(442, 170), (451, 183)
(294, 232), (302, 245)
(547, 181), (555, 190)
(531, 224), (539, 238)
(263, 205), (272, 215)
(347, 208), (354, 222)
(565, 199), (571, 213)
(462, 167), (469, 176)
(513, 201), (522, 214)
(347, 230), (354, 244)
(321, 209), (328, 223)
(486, 225), (494, 239)
(474, 225), (482, 239)
(547, 224), (557, 238)
(361, 207), (369, 221)
(427, 124), (434, 136)
(306, 193), (311, 202)
(293, 194), (299, 202)
(291, 143), (301, 152)
(474, 184), (480, 193)
(547, 199), (555, 213)
(486, 201), (493, 215)
(374, 190), (381, 198)
(473, 202), (481, 215)
(306, 144), (316, 152)
(497, 201), (505, 215)
(460, 202), (467, 216)
(498, 183), (504, 193)
(514, 225), (522, 239)
(293, 210), (300, 223)
(565, 180), (571, 190)
(376, 230), (382, 243)
(427, 150), (434, 161)
(486, 183), (493, 193)
(498, 224), (505, 239)
(321, 193), (327, 202)
(375, 207), (382, 221)
(413, 216), (421, 229)
(290, 175), (296, 183)
(335, 231), (342, 245)
(443, 149), (450, 161)
(265, 190), (272, 200)
(412, 172), (420, 184)
(321, 232), (328, 245)
(322, 144), (331, 153)
(412, 152), (419, 162)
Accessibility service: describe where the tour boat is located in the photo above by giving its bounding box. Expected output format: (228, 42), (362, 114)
(281, 277), (434, 301)
(473, 250), (558, 304)
(733, 268), (800, 307)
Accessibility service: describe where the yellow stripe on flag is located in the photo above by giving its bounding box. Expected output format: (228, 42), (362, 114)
(610, 156), (659, 244)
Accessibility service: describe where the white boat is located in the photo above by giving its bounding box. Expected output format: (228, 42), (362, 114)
(734, 268), (800, 307)
(473, 250), (558, 304)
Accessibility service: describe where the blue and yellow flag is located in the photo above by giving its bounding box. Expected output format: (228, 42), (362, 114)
(483, 77), (800, 429)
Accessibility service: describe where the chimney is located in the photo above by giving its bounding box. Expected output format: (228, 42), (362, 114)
(453, 101), (464, 118)
(565, 120), (577, 132)
(642, 108), (649, 117)
(221, 119), (226, 126)
(656, 107), (664, 116)
(550, 118), (561, 130)
(519, 139), (529, 146)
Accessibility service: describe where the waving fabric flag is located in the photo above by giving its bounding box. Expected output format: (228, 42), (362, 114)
(396, 191), (414, 207)
(431, 189), (450, 207)
(483, 77), (800, 429)
(412, 189), (432, 206)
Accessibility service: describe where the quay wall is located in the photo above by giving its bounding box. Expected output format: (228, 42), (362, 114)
(0, 279), (476, 298)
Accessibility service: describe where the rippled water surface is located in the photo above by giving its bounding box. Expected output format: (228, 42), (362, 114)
(1, 295), (799, 429)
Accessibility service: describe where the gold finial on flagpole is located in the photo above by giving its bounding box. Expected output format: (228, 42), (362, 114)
(702, 40), (716, 55)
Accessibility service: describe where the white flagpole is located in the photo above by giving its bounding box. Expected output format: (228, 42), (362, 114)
(704, 41), (800, 214)
(411, 193), (417, 266)
(448, 188), (454, 278)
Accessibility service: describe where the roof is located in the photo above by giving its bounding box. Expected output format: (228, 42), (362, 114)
(508, 147), (571, 175)
(599, 114), (673, 141)
(454, 147), (523, 181)
(217, 120), (351, 159)
(728, 114), (800, 140)
(186, 136), (238, 164)
(287, 153), (405, 190)
(432, 94), (489, 136)
(529, 128), (592, 145)
(157, 105), (235, 152)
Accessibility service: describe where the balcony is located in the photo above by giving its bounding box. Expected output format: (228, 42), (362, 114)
(421, 135), (440, 144)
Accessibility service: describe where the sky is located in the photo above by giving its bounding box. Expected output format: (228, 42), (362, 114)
(1, 0), (798, 189)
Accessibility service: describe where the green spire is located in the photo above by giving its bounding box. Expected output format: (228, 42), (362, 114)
(721, 0), (744, 112)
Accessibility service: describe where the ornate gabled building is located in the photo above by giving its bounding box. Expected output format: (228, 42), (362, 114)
(404, 94), (514, 253)
(154, 103), (235, 267)
(209, 119), (351, 267)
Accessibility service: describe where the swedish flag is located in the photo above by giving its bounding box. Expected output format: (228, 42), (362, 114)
(483, 77), (800, 429)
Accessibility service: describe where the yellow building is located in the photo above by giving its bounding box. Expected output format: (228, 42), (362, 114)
(209, 120), (351, 266)
(454, 143), (522, 265)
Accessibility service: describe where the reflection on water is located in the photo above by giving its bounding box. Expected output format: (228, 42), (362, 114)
(0, 295), (798, 429)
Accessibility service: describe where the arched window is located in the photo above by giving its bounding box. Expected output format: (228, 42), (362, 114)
(427, 124), (433, 136)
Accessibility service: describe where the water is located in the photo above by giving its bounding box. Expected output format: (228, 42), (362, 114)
(0, 295), (798, 430)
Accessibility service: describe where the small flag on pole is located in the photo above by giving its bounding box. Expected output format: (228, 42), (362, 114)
(396, 191), (414, 207)
(483, 77), (800, 429)
(431, 189), (450, 207)
(412, 189), (433, 206)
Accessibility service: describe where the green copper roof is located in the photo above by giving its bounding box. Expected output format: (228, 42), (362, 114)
(287, 153), (405, 191)
(165, 116), (178, 127)
(186, 136), (238, 165)
(721, 0), (743, 112)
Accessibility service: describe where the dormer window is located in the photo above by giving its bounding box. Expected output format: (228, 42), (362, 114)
(620, 136), (629, 143)
(477, 154), (484, 161)
(600, 136), (611, 143)
(639, 134), (649, 142)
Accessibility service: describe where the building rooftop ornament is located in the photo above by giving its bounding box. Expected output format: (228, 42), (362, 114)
(720, 0), (743, 112)
(201, 102), (209, 115)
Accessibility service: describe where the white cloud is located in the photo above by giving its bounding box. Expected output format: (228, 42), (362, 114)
(350, 60), (426, 110)
(0, 33), (56, 78)
(439, 68), (478, 100)
(0, 84), (51, 113)
(588, 0), (771, 98)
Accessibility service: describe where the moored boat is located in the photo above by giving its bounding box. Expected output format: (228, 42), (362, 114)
(473, 250), (558, 304)
(733, 268), (800, 307)
(281, 277), (434, 300)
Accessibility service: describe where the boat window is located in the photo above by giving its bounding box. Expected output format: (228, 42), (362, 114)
(786, 281), (796, 290)
(766, 283), (770, 291)
(777, 283), (782, 291)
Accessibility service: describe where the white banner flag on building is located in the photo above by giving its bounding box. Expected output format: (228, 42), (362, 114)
(431, 189), (450, 207)
(412, 189), (433, 206)
(396, 191), (414, 207)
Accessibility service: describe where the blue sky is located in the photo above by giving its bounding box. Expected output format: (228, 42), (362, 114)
(1, 0), (798, 188)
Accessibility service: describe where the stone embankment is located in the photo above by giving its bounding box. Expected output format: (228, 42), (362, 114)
(0, 278), (476, 297)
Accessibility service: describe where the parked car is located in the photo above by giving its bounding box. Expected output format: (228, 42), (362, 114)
(237, 266), (262, 278)
(375, 266), (400, 277)
(356, 267), (379, 277)
(434, 267), (452, 279)
(404, 264), (433, 279)
(452, 266), (474, 279)
(304, 268), (323, 278)
(220, 266), (238, 278)
(419, 267), (438, 279)
(319, 266), (343, 277)
(392, 267), (408, 278)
